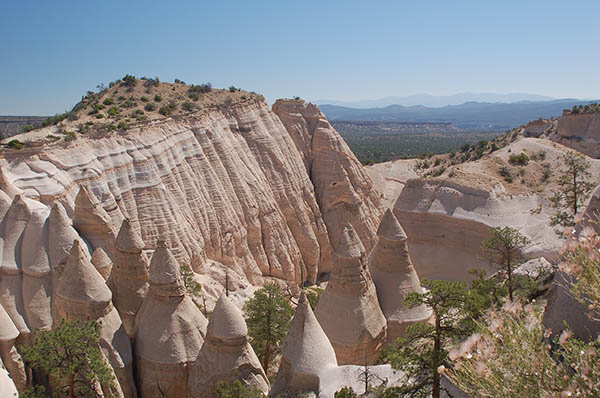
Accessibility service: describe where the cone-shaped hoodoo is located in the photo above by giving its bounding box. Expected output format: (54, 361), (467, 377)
(55, 240), (136, 398)
(188, 295), (269, 398)
(135, 241), (207, 398)
(314, 224), (387, 365)
(272, 292), (338, 395)
(108, 218), (149, 338)
(369, 209), (432, 342)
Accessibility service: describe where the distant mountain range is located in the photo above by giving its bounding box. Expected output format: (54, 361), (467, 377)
(320, 99), (599, 131)
(316, 92), (557, 108)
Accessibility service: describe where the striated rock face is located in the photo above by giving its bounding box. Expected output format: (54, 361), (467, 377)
(135, 241), (208, 398)
(273, 100), (383, 273)
(315, 225), (387, 365)
(272, 292), (338, 395)
(554, 111), (600, 158)
(1, 100), (367, 286)
(109, 219), (150, 338)
(188, 295), (269, 398)
(91, 247), (113, 281)
(369, 209), (432, 342)
(55, 240), (136, 398)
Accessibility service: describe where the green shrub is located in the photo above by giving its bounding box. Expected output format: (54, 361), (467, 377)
(188, 92), (200, 101)
(167, 100), (178, 111)
(499, 166), (513, 183)
(508, 152), (529, 166)
(103, 98), (115, 106)
(117, 122), (128, 131)
(107, 106), (120, 116)
(117, 95), (126, 101)
(154, 95), (162, 102)
(144, 103), (156, 112)
(140, 96), (149, 102)
(182, 101), (195, 112)
(95, 113), (105, 119)
(7, 139), (24, 150)
(63, 131), (76, 142)
(159, 105), (172, 116)
(229, 85), (238, 92)
(188, 83), (211, 95)
(174, 78), (185, 84)
(42, 113), (68, 127)
(121, 74), (137, 88)
(21, 124), (34, 133)
(122, 100), (136, 108)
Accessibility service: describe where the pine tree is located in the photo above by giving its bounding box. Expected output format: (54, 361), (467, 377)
(243, 283), (294, 373)
(19, 319), (115, 398)
(481, 226), (530, 302)
(550, 151), (594, 230)
(383, 279), (483, 398)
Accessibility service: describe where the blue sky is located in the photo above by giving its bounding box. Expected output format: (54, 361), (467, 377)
(1, 1), (599, 115)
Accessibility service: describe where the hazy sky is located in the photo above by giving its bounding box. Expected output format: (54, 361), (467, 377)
(2, 1), (599, 115)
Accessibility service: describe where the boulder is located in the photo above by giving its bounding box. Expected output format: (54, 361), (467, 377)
(188, 295), (269, 398)
(315, 225), (387, 365)
(369, 209), (432, 342)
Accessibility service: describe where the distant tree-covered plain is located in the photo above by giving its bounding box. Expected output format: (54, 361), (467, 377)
(332, 121), (502, 164)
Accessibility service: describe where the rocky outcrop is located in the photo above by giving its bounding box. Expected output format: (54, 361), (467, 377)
(0, 195), (33, 338)
(109, 219), (150, 338)
(135, 241), (208, 398)
(315, 225), (387, 365)
(55, 240), (136, 398)
(273, 100), (383, 275)
(271, 292), (338, 395)
(92, 247), (113, 280)
(554, 111), (600, 158)
(73, 185), (121, 256)
(188, 295), (268, 398)
(21, 207), (52, 332)
(369, 209), (431, 342)
(0, 304), (27, 392)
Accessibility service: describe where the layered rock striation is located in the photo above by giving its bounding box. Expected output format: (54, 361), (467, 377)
(315, 225), (387, 365)
(273, 100), (383, 274)
(0, 99), (382, 286)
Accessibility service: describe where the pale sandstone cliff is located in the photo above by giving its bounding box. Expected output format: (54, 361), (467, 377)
(368, 137), (600, 281)
(554, 111), (600, 158)
(1, 99), (381, 289)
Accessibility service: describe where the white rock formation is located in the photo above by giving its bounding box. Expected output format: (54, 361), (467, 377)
(0, 363), (19, 398)
(271, 292), (338, 395)
(108, 218), (150, 338)
(273, 99), (383, 275)
(135, 241), (208, 398)
(21, 207), (53, 332)
(188, 295), (268, 398)
(55, 240), (136, 398)
(92, 247), (113, 281)
(315, 225), (387, 365)
(0, 195), (33, 338)
(369, 209), (432, 342)
(0, 304), (27, 391)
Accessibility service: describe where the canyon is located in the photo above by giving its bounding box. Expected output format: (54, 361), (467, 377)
(1, 81), (598, 397)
